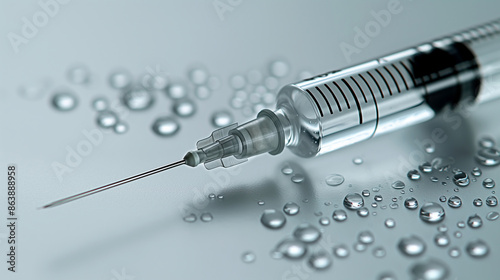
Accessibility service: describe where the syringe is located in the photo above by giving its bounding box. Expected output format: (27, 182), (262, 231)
(43, 18), (500, 208)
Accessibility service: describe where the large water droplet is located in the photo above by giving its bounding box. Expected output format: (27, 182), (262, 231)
(51, 92), (78, 111)
(478, 136), (496, 148)
(325, 174), (345, 186)
(173, 99), (196, 117)
(260, 209), (286, 229)
(361, 189), (370, 197)
(122, 88), (155, 111)
(420, 203), (445, 223)
(483, 178), (496, 189)
(357, 207), (369, 217)
(476, 148), (500, 166)
(410, 259), (449, 280)
(453, 171), (469, 187)
(447, 196), (462, 208)
(211, 110), (233, 128)
(332, 209), (347, 222)
(419, 162), (433, 173)
(96, 111), (118, 129)
(473, 198), (483, 207)
(486, 196), (498, 207)
(308, 251), (332, 270)
(241, 251), (256, 263)
(391, 180), (405, 189)
(471, 167), (482, 177)
(358, 231), (375, 244)
(343, 193), (364, 210)
(291, 174), (304, 183)
(200, 212), (213, 222)
(152, 117), (180, 137)
(405, 197), (419, 210)
(375, 194), (383, 202)
(467, 214), (483, 228)
(276, 239), (307, 259)
(281, 166), (293, 175)
(434, 233), (450, 247)
(398, 235), (426, 256)
(408, 169), (421, 180)
(486, 211), (499, 221)
(466, 239), (489, 258)
(183, 213), (197, 223)
(283, 202), (300, 216)
(293, 223), (321, 243)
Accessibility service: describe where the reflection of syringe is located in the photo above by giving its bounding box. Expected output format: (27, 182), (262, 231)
(43, 18), (500, 208)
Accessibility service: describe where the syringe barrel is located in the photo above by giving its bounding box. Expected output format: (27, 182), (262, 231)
(276, 18), (500, 158)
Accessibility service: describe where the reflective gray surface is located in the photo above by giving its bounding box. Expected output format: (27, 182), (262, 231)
(1, 1), (499, 279)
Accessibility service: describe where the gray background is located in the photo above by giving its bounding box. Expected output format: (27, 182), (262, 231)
(0, 0), (499, 279)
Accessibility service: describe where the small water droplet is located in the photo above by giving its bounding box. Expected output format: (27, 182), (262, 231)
(51, 92), (78, 111)
(467, 214), (483, 228)
(385, 218), (396, 228)
(324, 201), (332, 206)
(152, 117), (180, 137)
(424, 143), (435, 154)
(374, 194), (383, 202)
(419, 162), (433, 173)
(67, 65), (90, 85)
(434, 233), (450, 247)
(486, 195), (498, 207)
(408, 169), (421, 180)
(453, 171), (470, 187)
(454, 188), (459, 192)
(353, 243), (367, 252)
(430, 176), (439, 182)
(405, 197), (419, 210)
(471, 167), (482, 177)
(332, 209), (347, 222)
(211, 110), (233, 128)
(208, 193), (216, 199)
(166, 83), (188, 99)
(454, 231), (462, 238)
(258, 200), (265, 206)
(391, 180), (405, 189)
(437, 225), (447, 232)
(478, 136), (496, 148)
(419, 203), (445, 223)
(358, 231), (374, 244)
(122, 88), (155, 111)
(113, 122), (128, 134)
(269, 60), (290, 78)
(486, 211), (499, 221)
(91, 97), (108, 112)
(173, 99), (196, 118)
(398, 235), (426, 256)
(194, 86), (211, 100)
(325, 174), (345, 186)
(188, 67), (209, 85)
(457, 221), (465, 228)
(357, 207), (369, 217)
(476, 148), (500, 166)
(276, 239), (307, 259)
(291, 174), (305, 183)
(260, 209), (286, 229)
(410, 259), (449, 280)
(293, 223), (321, 243)
(319, 217), (330, 226)
(378, 272), (397, 280)
(183, 213), (197, 223)
(200, 212), (213, 222)
(448, 247), (461, 258)
(389, 202), (399, 209)
(473, 198), (483, 207)
(439, 196), (446, 202)
(373, 247), (386, 258)
(281, 166), (293, 175)
(241, 251), (256, 263)
(96, 111), (118, 129)
(409, 187), (414, 192)
(353, 157), (364, 165)
(333, 244), (349, 258)
(343, 193), (364, 210)
(217, 195), (224, 199)
(308, 251), (332, 270)
(361, 189), (370, 197)
(109, 70), (132, 89)
(447, 196), (462, 208)
(302, 198), (309, 203)
(466, 239), (489, 258)
(483, 178), (496, 189)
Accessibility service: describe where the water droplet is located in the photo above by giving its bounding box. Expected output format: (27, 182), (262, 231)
(486, 195), (498, 207)
(483, 178), (496, 189)
(466, 239), (489, 258)
(353, 157), (364, 165)
(183, 213), (197, 223)
(467, 214), (483, 228)
(405, 197), (419, 210)
(357, 207), (369, 217)
(260, 209), (286, 229)
(409, 187), (414, 192)
(408, 169), (421, 180)
(210, 193), (217, 199)
(122, 88), (155, 111)
(293, 223), (321, 243)
(454, 231), (462, 238)
(67, 65), (90, 85)
(419, 162), (433, 173)
(302, 198), (309, 203)
(471, 167), (482, 177)
(314, 211), (323, 217)
(441, 182), (447, 186)
(319, 217), (330, 226)
(276, 239), (307, 259)
(269, 60), (290, 78)
(378, 272), (397, 280)
(353, 243), (367, 252)
(439, 196), (446, 203)
(446, 196), (462, 208)
(281, 202), (299, 216)
(476, 148), (500, 166)
(385, 218), (396, 228)
(448, 247), (461, 258)
(324, 201), (332, 206)
(200, 212), (213, 222)
(473, 198), (483, 207)
(96, 111), (118, 128)
(281, 166), (293, 175)
(173, 99), (196, 117)
(424, 143), (436, 154)
(371, 202), (378, 208)
(454, 188), (459, 192)
(391, 180), (405, 189)
(457, 221), (465, 228)
(211, 110), (233, 128)
(437, 225), (447, 232)
(419, 203), (445, 223)
(291, 174), (304, 183)
(479, 136), (496, 148)
(373, 247), (386, 258)
(217, 195), (224, 199)
(453, 171), (470, 187)
(333, 244), (349, 258)
(113, 122), (128, 134)
(241, 251), (256, 263)
(51, 92), (78, 111)
(188, 68), (209, 85)
(358, 231), (375, 244)
(230, 75), (246, 89)
(308, 251), (332, 270)
(109, 70), (132, 89)
(258, 200), (265, 206)
(325, 174), (344, 186)
(332, 209), (347, 222)
(343, 193), (364, 210)
(398, 235), (426, 256)
(430, 177), (439, 182)
(434, 233), (450, 247)
(152, 117), (180, 137)
(91, 97), (108, 112)
(410, 259), (449, 280)
(374, 195), (383, 202)
(361, 189), (370, 197)
(486, 211), (499, 221)
(166, 83), (188, 99)
(194, 86), (211, 100)
(389, 202), (399, 209)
